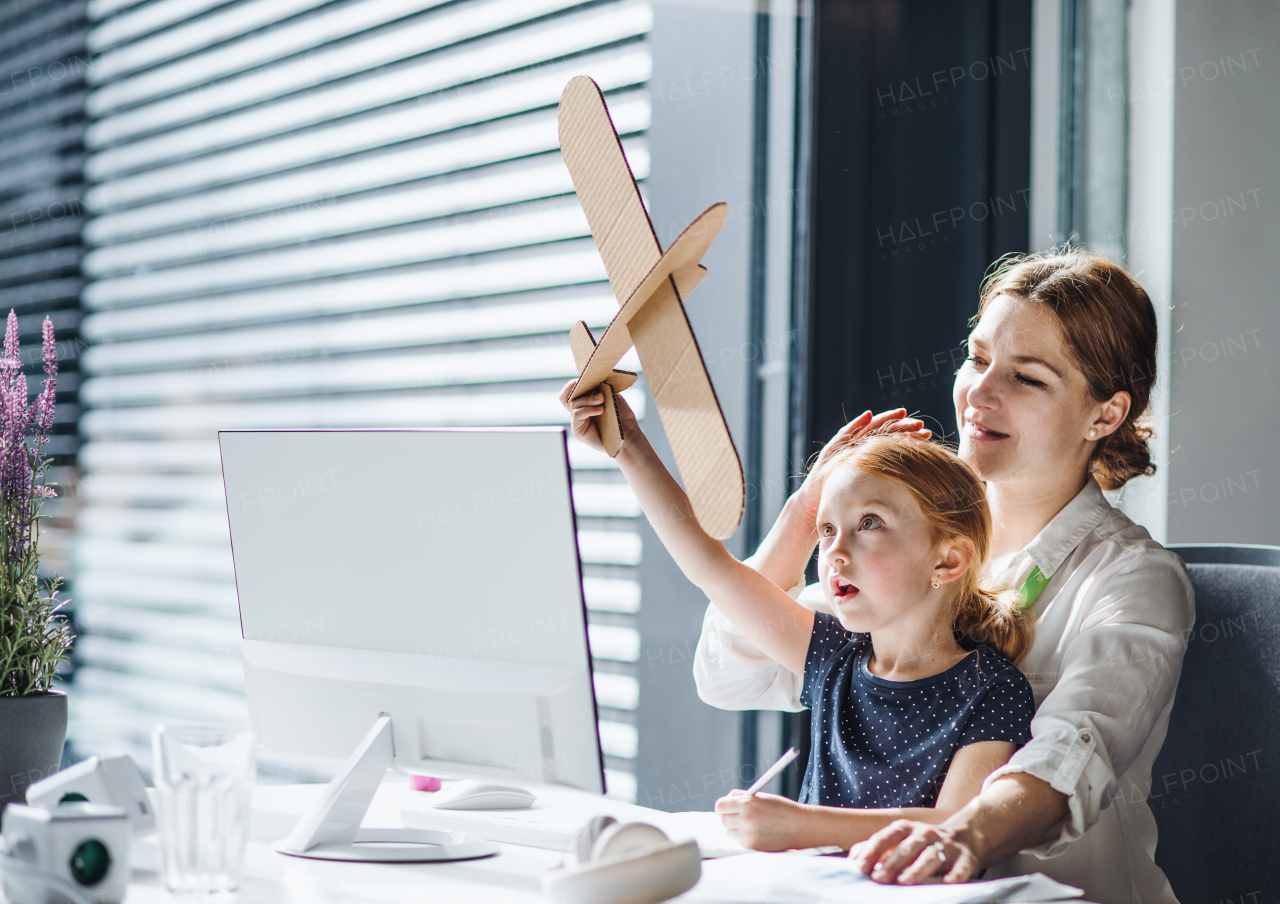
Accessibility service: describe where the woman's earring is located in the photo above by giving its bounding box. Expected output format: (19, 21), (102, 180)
(1088, 428), (1098, 438)
(931, 576), (940, 589)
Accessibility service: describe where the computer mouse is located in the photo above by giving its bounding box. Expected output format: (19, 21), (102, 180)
(428, 780), (537, 810)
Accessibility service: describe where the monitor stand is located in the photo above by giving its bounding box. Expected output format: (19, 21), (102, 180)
(272, 714), (500, 863)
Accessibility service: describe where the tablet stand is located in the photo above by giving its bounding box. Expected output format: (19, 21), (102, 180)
(272, 714), (499, 863)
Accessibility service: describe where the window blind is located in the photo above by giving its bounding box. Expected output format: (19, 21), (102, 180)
(71, 0), (651, 801)
(0, 0), (90, 582)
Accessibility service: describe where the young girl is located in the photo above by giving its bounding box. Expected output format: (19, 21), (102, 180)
(561, 382), (1035, 851)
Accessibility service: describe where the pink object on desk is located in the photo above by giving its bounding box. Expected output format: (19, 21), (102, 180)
(409, 775), (442, 792)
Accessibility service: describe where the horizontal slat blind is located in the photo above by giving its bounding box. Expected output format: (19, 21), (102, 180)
(71, 0), (650, 801)
(0, 0), (89, 584)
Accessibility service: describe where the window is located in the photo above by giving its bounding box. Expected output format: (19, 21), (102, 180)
(69, 0), (653, 801)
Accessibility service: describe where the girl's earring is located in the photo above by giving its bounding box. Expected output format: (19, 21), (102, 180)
(1088, 428), (1098, 438)
(930, 576), (940, 589)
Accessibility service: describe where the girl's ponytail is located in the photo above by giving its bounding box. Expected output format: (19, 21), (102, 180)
(952, 587), (1033, 665)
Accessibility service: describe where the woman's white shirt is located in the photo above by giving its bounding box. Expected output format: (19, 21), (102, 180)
(692, 477), (1195, 904)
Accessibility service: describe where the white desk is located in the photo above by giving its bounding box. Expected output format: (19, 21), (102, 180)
(125, 781), (701, 903)
(122, 783), (1096, 904)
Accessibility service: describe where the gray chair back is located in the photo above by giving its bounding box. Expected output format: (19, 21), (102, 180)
(1153, 545), (1280, 904)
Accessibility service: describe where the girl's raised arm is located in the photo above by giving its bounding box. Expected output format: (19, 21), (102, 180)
(561, 380), (814, 675)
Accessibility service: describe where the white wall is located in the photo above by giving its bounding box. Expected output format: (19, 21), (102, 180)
(1165, 0), (1280, 544)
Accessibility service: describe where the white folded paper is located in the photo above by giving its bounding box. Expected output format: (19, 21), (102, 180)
(678, 852), (1084, 904)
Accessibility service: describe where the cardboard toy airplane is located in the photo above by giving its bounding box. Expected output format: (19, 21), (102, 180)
(560, 76), (744, 540)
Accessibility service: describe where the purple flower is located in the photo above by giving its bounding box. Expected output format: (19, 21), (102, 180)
(34, 396), (53, 437)
(34, 319), (56, 437)
(0, 310), (58, 560)
(1, 311), (18, 373)
(41, 318), (55, 378)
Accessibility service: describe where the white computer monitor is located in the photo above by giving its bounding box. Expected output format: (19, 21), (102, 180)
(219, 427), (605, 799)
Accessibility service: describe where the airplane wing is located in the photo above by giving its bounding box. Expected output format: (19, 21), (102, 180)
(557, 76), (744, 540)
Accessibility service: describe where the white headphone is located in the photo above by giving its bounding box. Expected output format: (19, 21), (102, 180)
(542, 816), (701, 904)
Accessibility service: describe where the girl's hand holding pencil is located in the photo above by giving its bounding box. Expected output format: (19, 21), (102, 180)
(715, 747), (807, 851)
(715, 791), (813, 852)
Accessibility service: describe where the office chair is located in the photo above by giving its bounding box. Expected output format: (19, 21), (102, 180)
(1152, 545), (1280, 904)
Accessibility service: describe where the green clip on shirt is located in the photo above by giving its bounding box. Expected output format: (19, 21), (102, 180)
(1018, 565), (1050, 611)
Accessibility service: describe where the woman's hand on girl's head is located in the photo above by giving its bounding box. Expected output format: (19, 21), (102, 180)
(558, 378), (642, 456)
(715, 791), (810, 852)
(795, 409), (932, 520)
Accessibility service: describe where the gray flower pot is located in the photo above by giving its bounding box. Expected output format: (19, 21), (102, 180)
(0, 690), (67, 808)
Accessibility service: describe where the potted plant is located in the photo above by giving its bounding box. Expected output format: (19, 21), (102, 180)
(0, 311), (73, 806)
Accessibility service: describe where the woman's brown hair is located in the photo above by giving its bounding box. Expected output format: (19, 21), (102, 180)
(811, 433), (1033, 664)
(978, 248), (1158, 490)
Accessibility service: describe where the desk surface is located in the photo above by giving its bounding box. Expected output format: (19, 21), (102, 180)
(123, 783), (1095, 904)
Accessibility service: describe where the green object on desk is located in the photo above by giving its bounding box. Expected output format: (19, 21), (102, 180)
(70, 839), (111, 886)
(1018, 565), (1050, 612)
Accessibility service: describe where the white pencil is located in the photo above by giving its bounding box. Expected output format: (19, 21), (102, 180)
(744, 747), (800, 796)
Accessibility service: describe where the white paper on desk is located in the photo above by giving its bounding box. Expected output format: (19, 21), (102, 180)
(645, 811), (747, 858)
(677, 853), (1084, 904)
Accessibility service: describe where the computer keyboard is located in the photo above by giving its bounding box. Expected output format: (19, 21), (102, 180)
(401, 809), (585, 851)
(400, 796), (746, 858)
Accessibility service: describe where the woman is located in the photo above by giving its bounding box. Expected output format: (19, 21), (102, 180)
(697, 250), (1194, 904)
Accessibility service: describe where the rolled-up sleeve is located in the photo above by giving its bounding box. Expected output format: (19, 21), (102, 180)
(693, 580), (830, 712)
(982, 548), (1194, 857)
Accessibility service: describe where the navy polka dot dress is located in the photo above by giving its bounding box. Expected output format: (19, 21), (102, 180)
(798, 613), (1035, 808)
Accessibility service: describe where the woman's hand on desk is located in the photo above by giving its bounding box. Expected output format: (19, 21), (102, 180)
(714, 791), (811, 852)
(849, 821), (981, 884)
(849, 773), (1068, 884)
